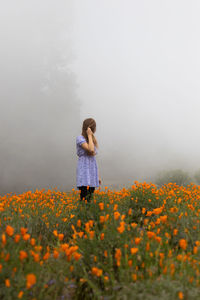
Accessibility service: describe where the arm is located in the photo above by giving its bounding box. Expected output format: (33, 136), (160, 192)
(88, 135), (95, 152)
(81, 135), (95, 155)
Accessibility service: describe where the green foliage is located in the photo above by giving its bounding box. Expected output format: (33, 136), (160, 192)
(116, 279), (200, 300)
(155, 169), (192, 187)
(194, 168), (200, 185)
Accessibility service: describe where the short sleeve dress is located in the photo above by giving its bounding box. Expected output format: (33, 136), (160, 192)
(76, 135), (99, 188)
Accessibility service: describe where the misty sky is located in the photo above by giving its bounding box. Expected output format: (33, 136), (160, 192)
(71, 0), (200, 182)
(1, 0), (200, 194)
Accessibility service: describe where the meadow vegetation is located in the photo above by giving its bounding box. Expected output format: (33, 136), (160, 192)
(0, 180), (200, 299)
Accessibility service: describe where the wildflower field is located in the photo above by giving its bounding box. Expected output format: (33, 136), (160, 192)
(0, 181), (200, 299)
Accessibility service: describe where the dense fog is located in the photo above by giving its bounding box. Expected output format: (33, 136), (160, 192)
(1, 0), (200, 195)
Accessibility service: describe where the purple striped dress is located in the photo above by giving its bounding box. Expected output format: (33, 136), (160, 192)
(76, 135), (99, 188)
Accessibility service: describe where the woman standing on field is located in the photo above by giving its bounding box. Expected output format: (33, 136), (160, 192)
(76, 118), (102, 202)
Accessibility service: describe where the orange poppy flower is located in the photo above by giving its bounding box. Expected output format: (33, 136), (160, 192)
(6, 225), (14, 236)
(131, 247), (138, 255)
(19, 250), (28, 261)
(26, 273), (36, 289)
(91, 267), (102, 277)
(179, 239), (187, 250)
(99, 202), (104, 210)
(5, 279), (10, 287)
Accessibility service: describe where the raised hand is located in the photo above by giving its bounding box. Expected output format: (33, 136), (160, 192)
(86, 127), (93, 136)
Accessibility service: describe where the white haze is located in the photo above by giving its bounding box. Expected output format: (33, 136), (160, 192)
(0, 0), (200, 194)
(71, 0), (200, 187)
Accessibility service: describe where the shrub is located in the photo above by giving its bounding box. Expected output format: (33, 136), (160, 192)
(194, 168), (200, 185)
(154, 169), (192, 187)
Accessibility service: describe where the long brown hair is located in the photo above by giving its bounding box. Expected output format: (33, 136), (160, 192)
(81, 118), (98, 149)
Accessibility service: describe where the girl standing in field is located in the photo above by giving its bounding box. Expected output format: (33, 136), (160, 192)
(76, 118), (102, 202)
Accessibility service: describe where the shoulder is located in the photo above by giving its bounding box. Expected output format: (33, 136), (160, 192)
(76, 135), (86, 145)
